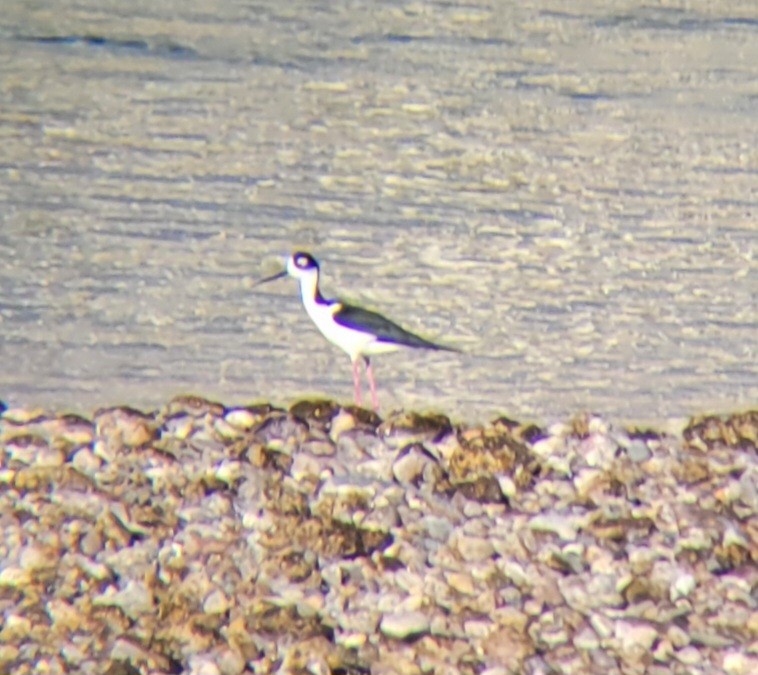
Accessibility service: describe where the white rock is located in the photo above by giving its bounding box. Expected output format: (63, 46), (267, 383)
(626, 439), (651, 462)
(652, 638), (674, 662)
(615, 620), (658, 655)
(587, 417), (610, 434)
(573, 626), (599, 650)
(380, 611), (430, 640)
(589, 613), (614, 639)
(7, 439), (41, 464)
(464, 619), (493, 638)
(188, 655), (221, 675)
(528, 513), (580, 541)
(337, 609), (380, 634)
(214, 460), (242, 486)
(421, 516), (453, 541)
(19, 545), (54, 571)
(224, 408), (258, 430)
(0, 614), (31, 641)
(497, 475), (517, 500)
(110, 638), (152, 665)
(217, 649), (245, 675)
(214, 418), (244, 440)
(94, 581), (153, 619)
(499, 560), (528, 587)
(203, 589), (230, 614)
(723, 651), (756, 675)
(75, 555), (111, 581)
(319, 476), (377, 501)
(61, 642), (86, 666)
(71, 447), (102, 474)
(446, 571), (476, 596)
(675, 646), (702, 666)
(338, 632), (367, 650)
(667, 624), (690, 648)
(531, 435), (564, 458)
(92, 439), (114, 463)
(670, 573), (696, 601)
(163, 414), (194, 440)
(453, 533), (494, 562)
(392, 447), (430, 484)
(35, 446), (65, 467)
(0, 567), (32, 588)
(723, 528), (749, 549)
(296, 593), (324, 618)
(46, 599), (80, 631)
(583, 434), (617, 468)
(290, 452), (324, 482)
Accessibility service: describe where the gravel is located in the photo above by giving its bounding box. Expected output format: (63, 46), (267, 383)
(0, 398), (755, 674)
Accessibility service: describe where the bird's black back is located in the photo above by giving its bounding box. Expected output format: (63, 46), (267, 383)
(334, 302), (458, 351)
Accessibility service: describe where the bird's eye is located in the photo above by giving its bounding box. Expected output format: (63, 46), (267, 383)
(295, 256), (307, 268)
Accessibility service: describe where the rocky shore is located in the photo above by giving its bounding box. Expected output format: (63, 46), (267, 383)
(0, 397), (755, 675)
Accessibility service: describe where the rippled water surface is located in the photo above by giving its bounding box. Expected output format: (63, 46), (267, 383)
(1, 0), (756, 424)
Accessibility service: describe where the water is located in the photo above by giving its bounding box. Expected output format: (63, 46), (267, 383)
(1, 0), (756, 425)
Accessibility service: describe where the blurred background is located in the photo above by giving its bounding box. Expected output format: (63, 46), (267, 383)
(1, 0), (755, 425)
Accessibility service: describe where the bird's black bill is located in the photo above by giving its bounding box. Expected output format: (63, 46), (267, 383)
(254, 269), (287, 287)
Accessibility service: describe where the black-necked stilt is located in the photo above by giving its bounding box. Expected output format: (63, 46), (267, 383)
(256, 252), (457, 411)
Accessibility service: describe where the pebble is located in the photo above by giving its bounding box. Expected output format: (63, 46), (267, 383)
(392, 445), (433, 484)
(573, 626), (599, 650)
(217, 649), (245, 675)
(528, 513), (581, 541)
(675, 645), (702, 666)
(723, 651), (756, 675)
(203, 589), (230, 614)
(71, 447), (102, 474)
(339, 632), (367, 650)
(446, 571), (476, 596)
(19, 544), (56, 571)
(670, 572), (696, 601)
(626, 439), (652, 462)
(0, 614), (32, 641)
(0, 646), (20, 665)
(0, 566), (32, 589)
(667, 624), (690, 648)
(94, 580), (154, 619)
(453, 533), (494, 562)
(589, 613), (614, 639)
(379, 611), (430, 640)
(109, 638), (154, 667)
(464, 619), (494, 639)
(2, 407), (46, 424)
(652, 638), (674, 662)
(615, 621), (658, 656)
(224, 407), (266, 430)
(46, 599), (81, 632)
(0, 401), (754, 674)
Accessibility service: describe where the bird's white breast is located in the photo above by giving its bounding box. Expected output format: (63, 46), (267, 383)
(303, 300), (398, 361)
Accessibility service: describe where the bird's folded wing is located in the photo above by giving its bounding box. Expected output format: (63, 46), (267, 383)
(334, 303), (457, 351)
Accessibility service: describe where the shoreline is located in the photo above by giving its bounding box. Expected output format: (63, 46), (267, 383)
(2, 393), (753, 438)
(1, 397), (755, 674)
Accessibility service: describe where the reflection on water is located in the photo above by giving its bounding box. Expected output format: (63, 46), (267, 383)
(0, 0), (756, 424)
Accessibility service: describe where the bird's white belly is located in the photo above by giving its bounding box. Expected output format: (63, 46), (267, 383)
(305, 302), (399, 361)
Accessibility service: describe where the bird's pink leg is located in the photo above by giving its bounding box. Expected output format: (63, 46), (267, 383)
(365, 359), (379, 412)
(352, 359), (363, 407)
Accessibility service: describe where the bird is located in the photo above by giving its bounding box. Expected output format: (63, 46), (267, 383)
(255, 251), (457, 411)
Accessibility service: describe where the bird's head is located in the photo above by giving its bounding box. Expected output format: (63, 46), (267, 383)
(255, 251), (320, 286)
(286, 252), (320, 281)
